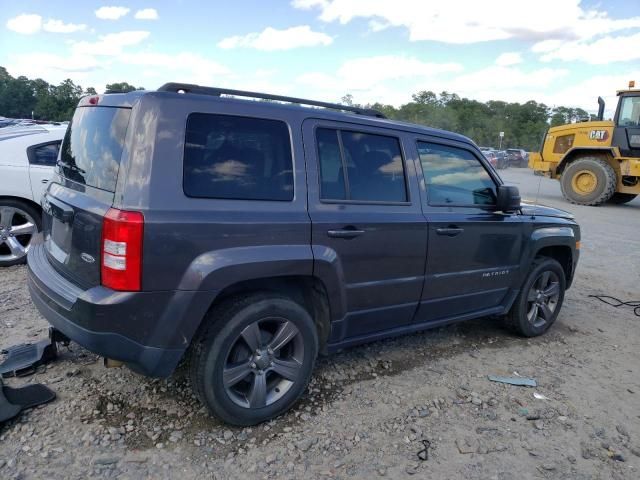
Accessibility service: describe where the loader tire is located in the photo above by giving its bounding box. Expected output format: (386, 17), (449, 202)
(560, 157), (616, 206)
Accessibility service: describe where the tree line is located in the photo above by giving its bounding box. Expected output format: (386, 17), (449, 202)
(348, 92), (593, 151)
(0, 67), (142, 122)
(1, 66), (592, 150)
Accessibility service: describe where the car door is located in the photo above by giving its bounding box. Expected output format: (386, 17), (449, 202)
(27, 140), (60, 202)
(303, 119), (427, 341)
(412, 138), (524, 324)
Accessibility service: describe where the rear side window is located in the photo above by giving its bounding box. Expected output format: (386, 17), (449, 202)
(417, 142), (496, 206)
(59, 107), (130, 192)
(317, 128), (407, 202)
(183, 114), (294, 201)
(28, 141), (61, 166)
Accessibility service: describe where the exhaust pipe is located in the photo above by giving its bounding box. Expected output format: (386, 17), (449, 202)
(597, 96), (605, 121)
(104, 358), (124, 369)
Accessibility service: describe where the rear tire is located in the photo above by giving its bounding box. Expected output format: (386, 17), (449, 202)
(188, 293), (318, 426)
(505, 257), (566, 337)
(560, 157), (616, 206)
(0, 199), (41, 267)
(609, 192), (637, 204)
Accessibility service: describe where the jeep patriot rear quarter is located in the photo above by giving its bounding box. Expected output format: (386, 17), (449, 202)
(28, 84), (580, 425)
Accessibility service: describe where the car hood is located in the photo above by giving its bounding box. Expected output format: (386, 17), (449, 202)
(520, 202), (574, 219)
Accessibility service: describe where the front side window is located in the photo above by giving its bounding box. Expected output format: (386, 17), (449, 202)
(418, 142), (496, 206)
(618, 96), (640, 127)
(29, 141), (61, 166)
(317, 128), (407, 202)
(183, 114), (294, 201)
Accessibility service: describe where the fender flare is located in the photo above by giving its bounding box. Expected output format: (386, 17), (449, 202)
(178, 243), (348, 323)
(310, 245), (348, 322)
(530, 226), (576, 250)
(557, 147), (616, 175)
(178, 245), (314, 291)
(527, 226), (579, 287)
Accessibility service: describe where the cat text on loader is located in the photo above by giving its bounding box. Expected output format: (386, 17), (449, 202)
(529, 81), (640, 206)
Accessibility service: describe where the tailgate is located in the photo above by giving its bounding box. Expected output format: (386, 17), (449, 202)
(42, 105), (131, 288)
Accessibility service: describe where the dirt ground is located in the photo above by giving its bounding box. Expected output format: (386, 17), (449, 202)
(1, 168), (639, 480)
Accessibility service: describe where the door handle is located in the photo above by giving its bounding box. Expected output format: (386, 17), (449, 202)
(327, 228), (365, 239)
(436, 227), (464, 237)
(41, 179), (49, 184)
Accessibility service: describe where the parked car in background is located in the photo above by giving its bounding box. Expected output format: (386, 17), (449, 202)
(506, 148), (528, 167)
(0, 124), (66, 266)
(493, 150), (508, 169)
(483, 150), (498, 168)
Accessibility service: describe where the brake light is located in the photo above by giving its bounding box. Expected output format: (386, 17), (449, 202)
(101, 208), (144, 291)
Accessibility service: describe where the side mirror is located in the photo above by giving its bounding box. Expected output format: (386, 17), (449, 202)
(496, 185), (521, 213)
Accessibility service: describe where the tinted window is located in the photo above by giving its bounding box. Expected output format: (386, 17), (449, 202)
(317, 128), (346, 200)
(317, 128), (407, 202)
(184, 114), (293, 201)
(417, 142), (496, 206)
(30, 142), (61, 166)
(59, 107), (130, 192)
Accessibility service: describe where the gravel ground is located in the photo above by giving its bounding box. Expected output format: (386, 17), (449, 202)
(1, 168), (639, 479)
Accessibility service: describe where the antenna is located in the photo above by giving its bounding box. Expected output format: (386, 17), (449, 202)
(532, 174), (543, 219)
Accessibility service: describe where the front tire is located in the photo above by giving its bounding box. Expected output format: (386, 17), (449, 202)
(188, 293), (318, 426)
(505, 257), (566, 337)
(560, 157), (616, 206)
(0, 199), (41, 267)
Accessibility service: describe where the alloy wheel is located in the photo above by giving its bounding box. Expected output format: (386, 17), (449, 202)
(223, 317), (304, 409)
(0, 206), (37, 263)
(526, 270), (560, 328)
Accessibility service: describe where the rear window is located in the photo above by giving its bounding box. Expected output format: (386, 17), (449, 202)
(183, 113), (294, 201)
(58, 107), (130, 192)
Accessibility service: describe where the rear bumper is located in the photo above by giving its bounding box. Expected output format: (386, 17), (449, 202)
(27, 242), (214, 377)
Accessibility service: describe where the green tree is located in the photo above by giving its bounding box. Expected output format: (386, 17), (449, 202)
(105, 82), (144, 93)
(0, 68), (36, 118)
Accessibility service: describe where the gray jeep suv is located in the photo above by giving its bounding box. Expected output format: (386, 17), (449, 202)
(27, 84), (580, 425)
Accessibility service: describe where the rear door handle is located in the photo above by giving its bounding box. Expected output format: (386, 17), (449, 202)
(41, 179), (49, 184)
(327, 229), (365, 239)
(436, 227), (464, 237)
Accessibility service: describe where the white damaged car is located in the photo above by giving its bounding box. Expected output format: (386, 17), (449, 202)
(0, 124), (66, 266)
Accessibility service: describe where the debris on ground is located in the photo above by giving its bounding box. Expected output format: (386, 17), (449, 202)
(487, 375), (537, 387)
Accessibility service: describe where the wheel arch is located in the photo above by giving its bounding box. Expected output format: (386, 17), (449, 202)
(530, 228), (578, 288)
(0, 195), (43, 217)
(208, 275), (333, 353)
(556, 147), (616, 175)
(535, 245), (574, 287)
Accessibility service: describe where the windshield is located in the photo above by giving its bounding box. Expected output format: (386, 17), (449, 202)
(58, 106), (131, 192)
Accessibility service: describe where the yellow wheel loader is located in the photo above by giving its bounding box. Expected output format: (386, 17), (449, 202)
(529, 82), (640, 206)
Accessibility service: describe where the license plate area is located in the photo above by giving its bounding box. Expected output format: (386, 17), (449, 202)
(45, 217), (71, 264)
(42, 195), (74, 265)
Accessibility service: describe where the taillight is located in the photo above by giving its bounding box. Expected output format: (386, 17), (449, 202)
(101, 208), (144, 291)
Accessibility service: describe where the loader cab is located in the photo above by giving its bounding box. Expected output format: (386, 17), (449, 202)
(612, 90), (640, 157)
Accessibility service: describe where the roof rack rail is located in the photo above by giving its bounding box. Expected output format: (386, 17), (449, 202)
(157, 83), (386, 119)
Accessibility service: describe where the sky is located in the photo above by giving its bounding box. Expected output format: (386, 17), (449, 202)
(1, 0), (639, 116)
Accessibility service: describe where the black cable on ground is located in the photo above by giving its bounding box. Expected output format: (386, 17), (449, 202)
(588, 295), (640, 317)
